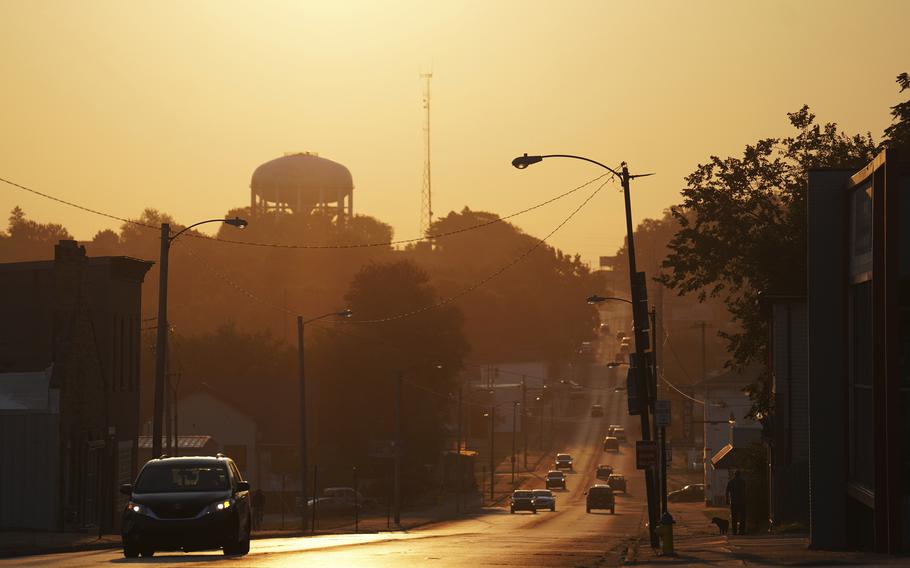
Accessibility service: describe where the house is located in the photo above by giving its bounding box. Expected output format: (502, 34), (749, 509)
(697, 367), (762, 506)
(0, 240), (152, 532)
(175, 390), (260, 487)
(806, 149), (910, 552)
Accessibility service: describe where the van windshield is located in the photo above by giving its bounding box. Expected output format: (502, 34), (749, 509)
(134, 462), (230, 493)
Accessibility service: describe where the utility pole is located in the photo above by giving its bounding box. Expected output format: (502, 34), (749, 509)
(620, 163), (660, 548)
(456, 386), (462, 513)
(511, 401), (517, 487)
(394, 373), (402, 526)
(489, 405), (495, 502)
(296, 316), (308, 532)
(521, 377), (528, 470)
(700, 321), (707, 381)
(652, 307), (668, 515)
(152, 223), (170, 459)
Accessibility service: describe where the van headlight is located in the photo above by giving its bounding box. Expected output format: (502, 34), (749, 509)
(126, 501), (146, 515)
(208, 498), (234, 513)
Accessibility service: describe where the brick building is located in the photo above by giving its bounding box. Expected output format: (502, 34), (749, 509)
(0, 240), (151, 532)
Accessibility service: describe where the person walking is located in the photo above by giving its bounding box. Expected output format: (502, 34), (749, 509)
(725, 470), (746, 535)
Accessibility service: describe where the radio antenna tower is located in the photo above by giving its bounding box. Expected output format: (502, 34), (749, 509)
(420, 71), (433, 236)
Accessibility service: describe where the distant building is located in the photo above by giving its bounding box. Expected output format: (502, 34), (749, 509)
(697, 367), (762, 506)
(0, 241), (151, 532)
(807, 149), (910, 553)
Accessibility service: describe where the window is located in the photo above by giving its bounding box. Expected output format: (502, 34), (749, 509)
(850, 184), (873, 279)
(223, 445), (247, 474)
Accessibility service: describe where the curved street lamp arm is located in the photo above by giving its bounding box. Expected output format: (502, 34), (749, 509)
(586, 294), (633, 305)
(169, 219), (233, 242)
(538, 154), (622, 177)
(302, 308), (353, 325)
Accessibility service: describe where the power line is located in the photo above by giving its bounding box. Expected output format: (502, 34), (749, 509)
(339, 179), (609, 325)
(0, 173), (608, 250)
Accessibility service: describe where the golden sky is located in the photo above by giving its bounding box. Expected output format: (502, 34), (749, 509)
(0, 0), (906, 265)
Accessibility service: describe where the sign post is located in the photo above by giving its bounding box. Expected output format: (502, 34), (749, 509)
(636, 440), (659, 469)
(655, 400), (671, 514)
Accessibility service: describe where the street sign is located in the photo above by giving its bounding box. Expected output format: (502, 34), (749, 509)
(655, 399), (671, 427)
(636, 440), (659, 469)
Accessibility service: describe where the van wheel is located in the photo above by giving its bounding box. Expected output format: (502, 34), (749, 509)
(123, 545), (139, 558)
(140, 549), (154, 557)
(611, 506), (615, 514)
(551, 506), (556, 512)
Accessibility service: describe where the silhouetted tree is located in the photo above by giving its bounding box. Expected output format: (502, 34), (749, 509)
(659, 106), (876, 416)
(881, 71), (910, 151)
(308, 260), (468, 488)
(0, 206), (72, 261)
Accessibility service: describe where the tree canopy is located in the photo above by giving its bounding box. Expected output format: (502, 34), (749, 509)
(659, 106), (876, 415)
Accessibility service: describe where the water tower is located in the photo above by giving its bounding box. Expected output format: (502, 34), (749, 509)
(250, 152), (353, 219)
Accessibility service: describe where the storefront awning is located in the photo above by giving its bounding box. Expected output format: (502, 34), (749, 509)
(710, 443), (748, 469)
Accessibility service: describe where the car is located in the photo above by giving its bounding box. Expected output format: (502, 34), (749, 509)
(613, 427), (627, 442)
(607, 473), (627, 493)
(590, 404), (604, 417)
(599, 322), (611, 335)
(596, 464), (614, 480)
(607, 424), (622, 436)
(554, 453), (573, 470)
(603, 436), (619, 452)
(585, 484), (615, 514)
(545, 470), (567, 490)
(532, 489), (557, 512)
(668, 483), (705, 503)
(510, 490), (537, 514)
(120, 455), (252, 558)
(306, 486), (377, 514)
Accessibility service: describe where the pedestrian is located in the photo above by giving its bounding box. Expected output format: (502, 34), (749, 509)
(252, 489), (266, 530)
(725, 470), (746, 535)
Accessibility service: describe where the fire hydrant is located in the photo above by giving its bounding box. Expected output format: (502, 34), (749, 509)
(656, 512), (675, 555)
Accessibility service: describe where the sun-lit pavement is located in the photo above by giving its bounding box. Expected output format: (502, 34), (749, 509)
(3, 368), (648, 567)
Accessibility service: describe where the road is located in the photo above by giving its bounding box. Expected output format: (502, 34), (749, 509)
(6, 368), (648, 567)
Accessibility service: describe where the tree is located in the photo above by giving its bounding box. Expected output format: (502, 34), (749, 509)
(881, 72), (910, 151)
(307, 260), (469, 486)
(0, 207), (73, 261)
(659, 106), (876, 416)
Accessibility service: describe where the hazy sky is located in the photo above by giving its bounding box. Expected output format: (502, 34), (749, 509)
(1, 0), (906, 265)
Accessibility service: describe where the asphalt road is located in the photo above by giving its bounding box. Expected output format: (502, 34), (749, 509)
(7, 368), (647, 567)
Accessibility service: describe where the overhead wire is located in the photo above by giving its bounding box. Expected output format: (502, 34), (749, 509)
(339, 178), (610, 325)
(0, 172), (608, 250)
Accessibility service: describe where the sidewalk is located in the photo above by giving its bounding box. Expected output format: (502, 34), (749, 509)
(627, 502), (909, 566)
(0, 531), (120, 559)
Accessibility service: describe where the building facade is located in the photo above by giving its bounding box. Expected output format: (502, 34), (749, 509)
(807, 150), (910, 552)
(0, 240), (151, 532)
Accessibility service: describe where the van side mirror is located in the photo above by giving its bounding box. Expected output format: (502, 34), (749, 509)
(119, 483), (132, 496)
(236, 481), (250, 492)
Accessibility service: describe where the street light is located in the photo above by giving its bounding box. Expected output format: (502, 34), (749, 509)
(512, 152), (661, 548)
(152, 217), (248, 459)
(298, 308), (353, 532)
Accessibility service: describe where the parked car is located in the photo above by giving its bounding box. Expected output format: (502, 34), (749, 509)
(510, 490), (537, 514)
(596, 464), (614, 480)
(532, 489), (557, 512)
(590, 404), (604, 417)
(585, 484), (615, 514)
(545, 470), (567, 490)
(613, 427), (627, 442)
(603, 436), (619, 452)
(554, 453), (574, 470)
(120, 455), (252, 558)
(668, 483), (705, 503)
(306, 486), (377, 515)
(607, 473), (627, 493)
